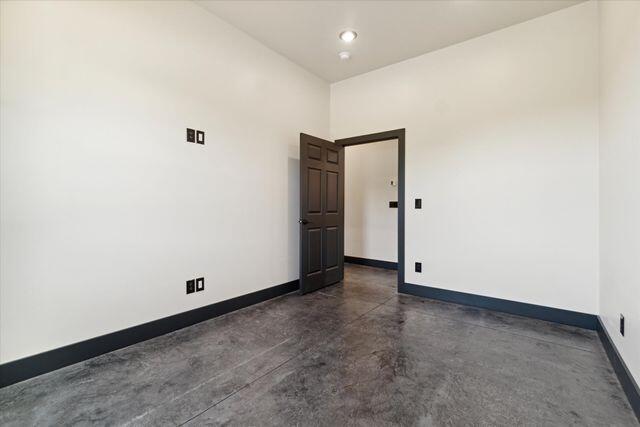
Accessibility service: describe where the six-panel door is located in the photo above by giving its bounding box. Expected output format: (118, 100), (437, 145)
(299, 134), (344, 294)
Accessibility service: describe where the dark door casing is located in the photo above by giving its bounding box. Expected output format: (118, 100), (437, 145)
(299, 133), (344, 294)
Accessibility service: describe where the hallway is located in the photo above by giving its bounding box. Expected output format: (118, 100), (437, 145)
(0, 264), (636, 425)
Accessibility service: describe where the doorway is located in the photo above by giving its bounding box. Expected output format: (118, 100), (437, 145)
(298, 130), (405, 294)
(343, 138), (399, 271)
(336, 129), (405, 290)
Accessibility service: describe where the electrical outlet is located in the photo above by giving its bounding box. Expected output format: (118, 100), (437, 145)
(196, 130), (205, 145)
(415, 198), (422, 209)
(186, 279), (195, 294)
(389, 201), (398, 208)
(620, 314), (625, 336)
(415, 262), (422, 273)
(186, 128), (195, 143)
(196, 277), (205, 292)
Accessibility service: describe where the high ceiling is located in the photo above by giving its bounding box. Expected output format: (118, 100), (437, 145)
(198, 0), (584, 82)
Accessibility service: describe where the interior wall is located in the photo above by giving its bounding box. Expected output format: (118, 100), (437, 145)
(598, 0), (640, 384)
(4, 0), (635, 381)
(0, 0), (329, 364)
(345, 140), (398, 263)
(331, 2), (599, 314)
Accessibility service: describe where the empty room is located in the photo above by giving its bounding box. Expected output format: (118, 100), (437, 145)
(0, 0), (638, 425)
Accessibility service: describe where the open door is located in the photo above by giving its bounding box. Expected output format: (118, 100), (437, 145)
(299, 133), (344, 294)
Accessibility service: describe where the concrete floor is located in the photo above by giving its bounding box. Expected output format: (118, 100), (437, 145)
(0, 264), (637, 426)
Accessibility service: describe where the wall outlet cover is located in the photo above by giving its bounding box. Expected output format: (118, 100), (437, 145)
(196, 277), (205, 292)
(620, 314), (625, 336)
(186, 128), (195, 143)
(196, 130), (205, 145)
(415, 262), (422, 273)
(186, 279), (195, 294)
(415, 198), (422, 209)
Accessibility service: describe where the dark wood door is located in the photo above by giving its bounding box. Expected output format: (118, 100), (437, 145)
(299, 133), (344, 294)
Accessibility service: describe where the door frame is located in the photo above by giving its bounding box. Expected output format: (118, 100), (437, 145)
(334, 129), (405, 290)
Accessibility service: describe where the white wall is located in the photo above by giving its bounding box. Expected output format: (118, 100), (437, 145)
(4, 0), (634, 379)
(0, 0), (329, 363)
(599, 0), (640, 385)
(345, 140), (398, 262)
(331, 2), (599, 314)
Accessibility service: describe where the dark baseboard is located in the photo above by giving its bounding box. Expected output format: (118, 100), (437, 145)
(399, 282), (598, 330)
(344, 256), (397, 271)
(597, 317), (640, 421)
(0, 279), (299, 388)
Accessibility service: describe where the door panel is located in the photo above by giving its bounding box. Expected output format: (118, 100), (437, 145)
(307, 168), (322, 213)
(325, 227), (339, 268)
(326, 171), (339, 213)
(299, 134), (344, 294)
(307, 143), (322, 160)
(307, 228), (322, 274)
(327, 149), (339, 164)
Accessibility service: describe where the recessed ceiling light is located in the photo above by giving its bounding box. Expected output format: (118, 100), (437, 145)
(339, 30), (357, 43)
(338, 51), (351, 60)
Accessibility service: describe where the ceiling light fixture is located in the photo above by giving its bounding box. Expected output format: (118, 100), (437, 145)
(339, 30), (357, 43)
(338, 51), (351, 60)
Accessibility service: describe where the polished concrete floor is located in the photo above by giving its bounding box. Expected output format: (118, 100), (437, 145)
(1, 264), (637, 426)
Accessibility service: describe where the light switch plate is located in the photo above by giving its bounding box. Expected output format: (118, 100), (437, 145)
(186, 279), (195, 294)
(186, 128), (195, 143)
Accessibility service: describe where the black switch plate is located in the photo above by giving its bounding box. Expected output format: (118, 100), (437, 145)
(196, 130), (205, 145)
(196, 277), (205, 292)
(620, 314), (625, 336)
(415, 199), (422, 209)
(415, 262), (422, 273)
(389, 201), (398, 208)
(186, 128), (195, 143)
(186, 279), (195, 294)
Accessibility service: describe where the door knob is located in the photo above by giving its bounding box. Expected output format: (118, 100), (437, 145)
(299, 219), (309, 225)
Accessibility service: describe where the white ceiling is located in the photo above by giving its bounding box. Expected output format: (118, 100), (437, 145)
(197, 0), (584, 82)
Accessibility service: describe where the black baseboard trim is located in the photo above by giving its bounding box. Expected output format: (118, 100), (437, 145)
(597, 317), (640, 421)
(399, 282), (598, 330)
(344, 256), (397, 271)
(0, 279), (299, 388)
